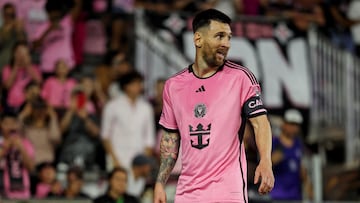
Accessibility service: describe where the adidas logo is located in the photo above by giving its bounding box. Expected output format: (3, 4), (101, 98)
(195, 85), (206, 92)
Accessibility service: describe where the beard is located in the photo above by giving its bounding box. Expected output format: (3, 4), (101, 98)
(202, 43), (227, 67)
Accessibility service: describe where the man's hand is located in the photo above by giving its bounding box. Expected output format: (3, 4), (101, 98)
(154, 182), (167, 203)
(254, 159), (274, 195)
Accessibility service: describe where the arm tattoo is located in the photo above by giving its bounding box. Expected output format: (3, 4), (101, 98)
(156, 130), (180, 185)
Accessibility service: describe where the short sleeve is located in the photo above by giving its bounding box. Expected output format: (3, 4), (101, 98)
(159, 81), (178, 131)
(242, 77), (267, 118)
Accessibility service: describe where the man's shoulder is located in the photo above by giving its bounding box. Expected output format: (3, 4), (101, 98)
(223, 60), (258, 84)
(167, 66), (191, 81)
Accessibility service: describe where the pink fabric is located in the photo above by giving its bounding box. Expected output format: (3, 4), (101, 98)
(35, 183), (51, 198)
(159, 61), (266, 202)
(41, 77), (77, 109)
(3, 138), (34, 199)
(16, 0), (47, 41)
(84, 20), (106, 55)
(2, 65), (42, 108)
(34, 14), (75, 73)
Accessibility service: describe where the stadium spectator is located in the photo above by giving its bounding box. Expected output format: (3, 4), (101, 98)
(18, 81), (41, 112)
(148, 78), (165, 132)
(41, 58), (77, 114)
(79, 74), (107, 115)
(0, 112), (35, 199)
(57, 85), (102, 171)
(127, 154), (153, 198)
(286, 0), (326, 35)
(32, 0), (82, 74)
(323, 0), (359, 53)
(35, 161), (63, 198)
(49, 166), (89, 199)
(18, 97), (61, 167)
(95, 50), (132, 99)
(101, 71), (155, 170)
(270, 109), (313, 200)
(93, 167), (139, 203)
(1, 41), (42, 111)
(0, 2), (26, 70)
(16, 0), (48, 43)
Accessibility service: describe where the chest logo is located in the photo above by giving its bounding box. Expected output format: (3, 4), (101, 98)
(194, 103), (207, 118)
(189, 123), (211, 149)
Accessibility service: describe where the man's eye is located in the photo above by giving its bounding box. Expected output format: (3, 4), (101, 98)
(216, 35), (224, 39)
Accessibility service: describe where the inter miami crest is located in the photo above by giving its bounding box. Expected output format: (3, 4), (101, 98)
(194, 103), (206, 118)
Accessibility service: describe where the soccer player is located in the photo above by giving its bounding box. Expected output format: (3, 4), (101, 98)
(154, 9), (274, 203)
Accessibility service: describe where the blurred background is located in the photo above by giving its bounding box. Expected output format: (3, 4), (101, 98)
(0, 0), (359, 202)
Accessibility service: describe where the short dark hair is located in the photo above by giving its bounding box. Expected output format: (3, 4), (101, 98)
(118, 71), (143, 91)
(108, 167), (128, 181)
(192, 9), (231, 33)
(0, 111), (17, 121)
(3, 3), (14, 12)
(24, 81), (40, 92)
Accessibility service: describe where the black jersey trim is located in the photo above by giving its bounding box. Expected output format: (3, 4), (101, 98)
(238, 116), (248, 203)
(160, 125), (179, 133)
(247, 111), (267, 118)
(188, 63), (225, 79)
(226, 61), (258, 85)
(168, 67), (189, 79)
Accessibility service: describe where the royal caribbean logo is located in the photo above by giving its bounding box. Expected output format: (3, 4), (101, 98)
(189, 123), (211, 149)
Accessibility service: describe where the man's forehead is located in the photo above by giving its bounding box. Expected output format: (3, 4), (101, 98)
(208, 20), (231, 32)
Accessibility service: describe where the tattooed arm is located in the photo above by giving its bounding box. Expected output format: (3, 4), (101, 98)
(154, 130), (180, 203)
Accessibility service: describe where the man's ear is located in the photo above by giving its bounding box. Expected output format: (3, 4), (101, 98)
(194, 32), (202, 48)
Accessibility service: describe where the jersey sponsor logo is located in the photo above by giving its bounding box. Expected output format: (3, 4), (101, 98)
(243, 96), (266, 117)
(248, 98), (263, 109)
(194, 103), (207, 118)
(189, 123), (211, 149)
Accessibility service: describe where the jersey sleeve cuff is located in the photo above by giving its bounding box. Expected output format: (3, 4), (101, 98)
(160, 125), (179, 133)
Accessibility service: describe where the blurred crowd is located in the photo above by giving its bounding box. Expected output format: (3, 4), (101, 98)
(0, 0), (359, 202)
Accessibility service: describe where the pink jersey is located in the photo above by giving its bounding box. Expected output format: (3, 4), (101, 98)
(3, 138), (35, 199)
(34, 14), (75, 73)
(2, 65), (42, 108)
(41, 77), (77, 109)
(159, 60), (267, 203)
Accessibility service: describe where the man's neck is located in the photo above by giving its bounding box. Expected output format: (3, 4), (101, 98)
(192, 62), (218, 78)
(108, 190), (122, 200)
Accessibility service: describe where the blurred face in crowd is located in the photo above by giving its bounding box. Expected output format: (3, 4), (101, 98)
(81, 77), (94, 97)
(138, 164), (152, 178)
(2, 4), (15, 24)
(25, 84), (41, 101)
(31, 103), (47, 121)
(55, 59), (70, 78)
(109, 170), (127, 196)
(112, 54), (131, 77)
(67, 171), (83, 194)
(196, 20), (231, 67)
(14, 44), (31, 67)
(124, 79), (144, 98)
(0, 116), (19, 137)
(282, 122), (301, 139)
(39, 165), (56, 184)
